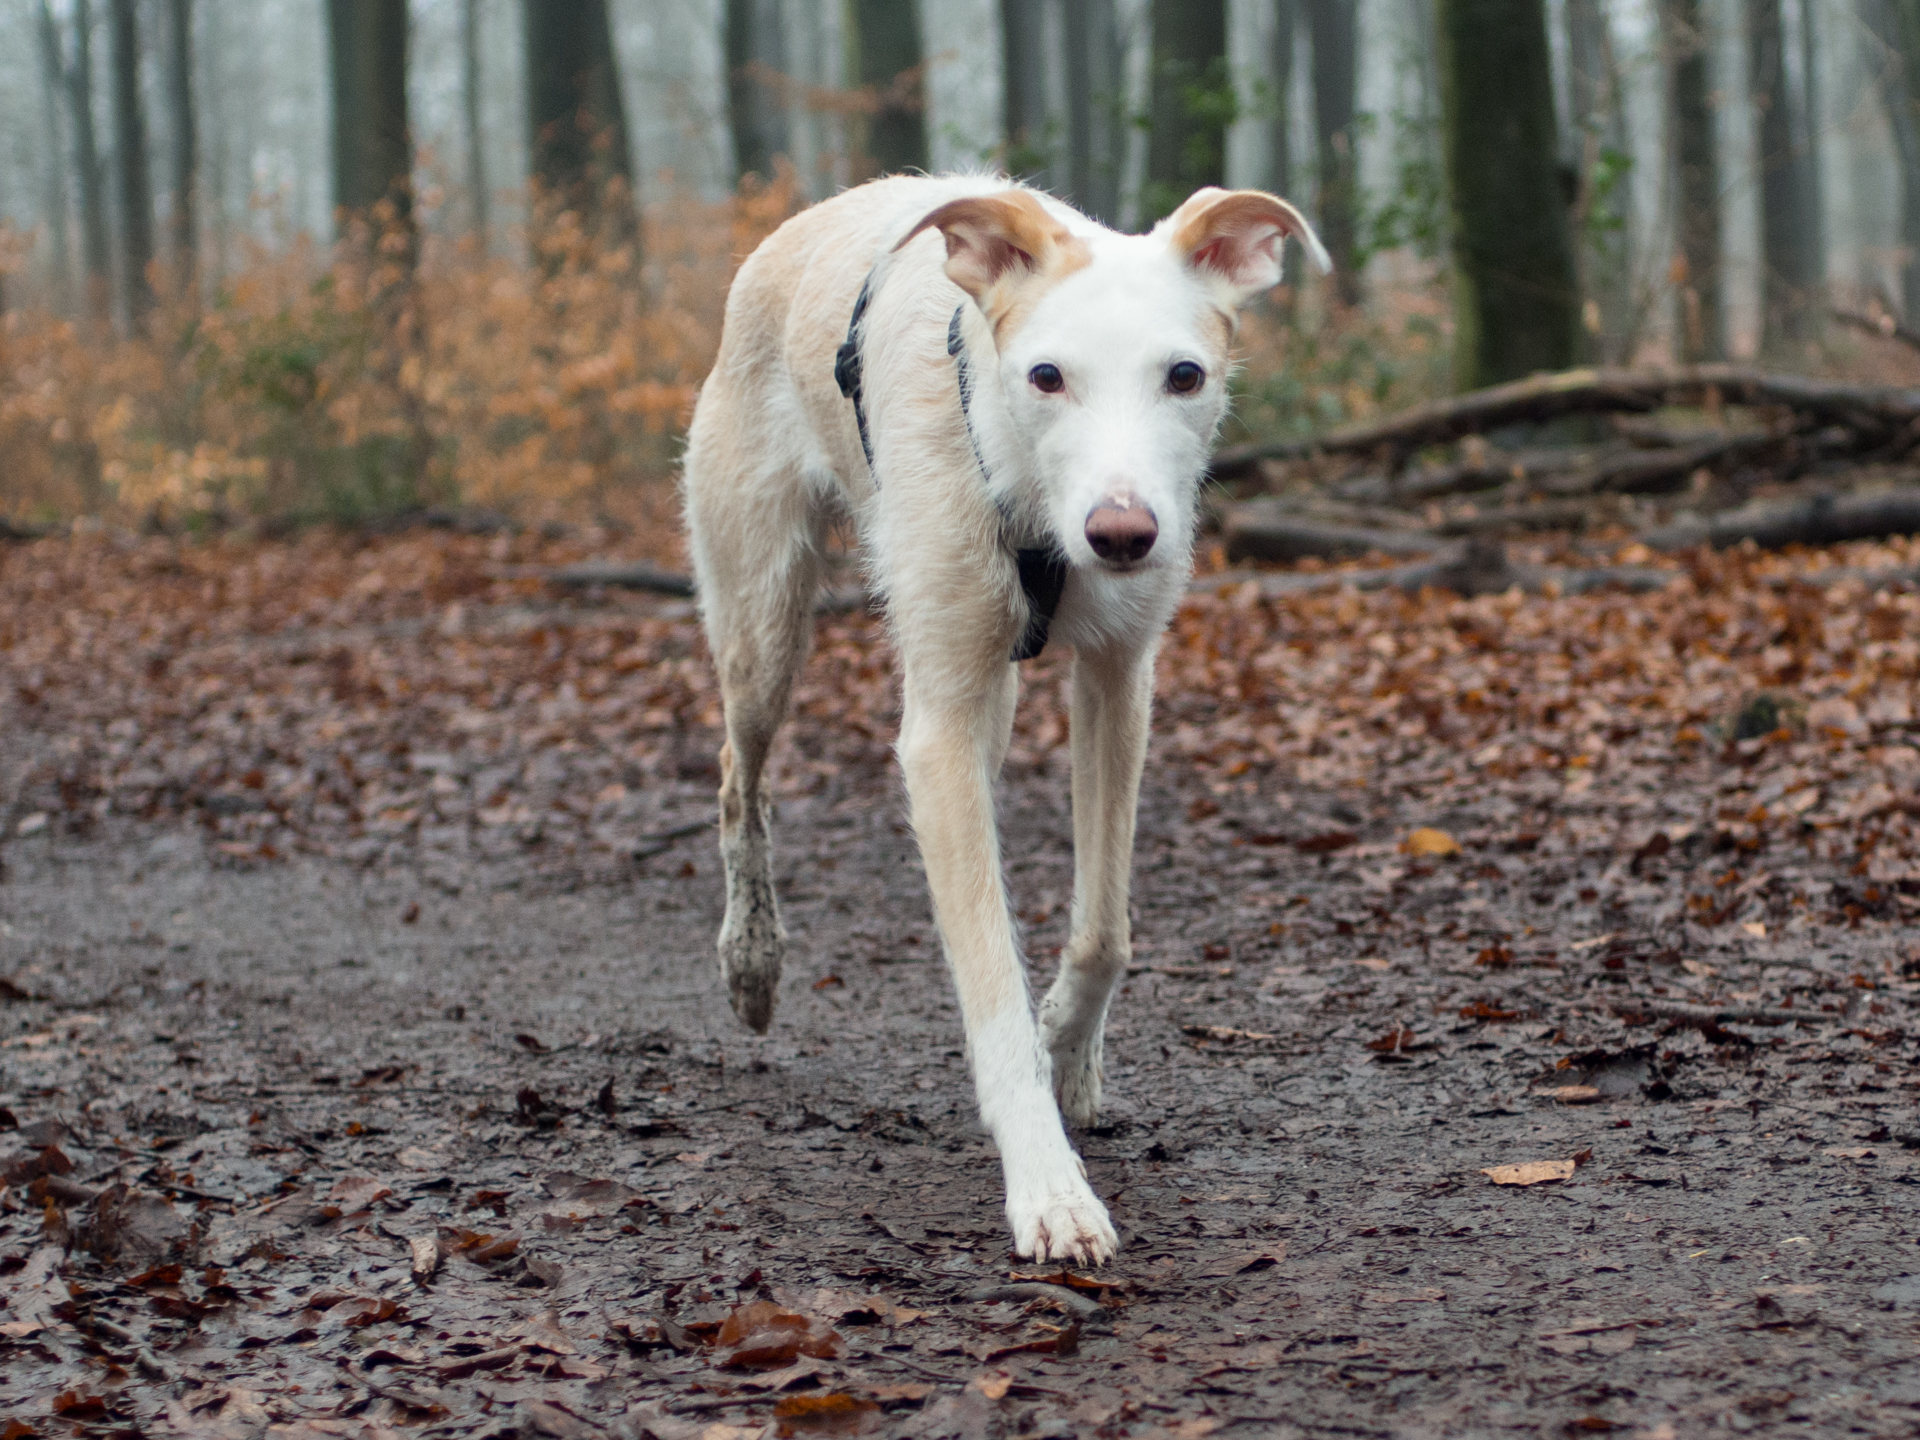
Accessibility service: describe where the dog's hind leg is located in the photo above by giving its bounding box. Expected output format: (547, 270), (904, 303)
(1039, 643), (1155, 1127)
(684, 431), (825, 1033)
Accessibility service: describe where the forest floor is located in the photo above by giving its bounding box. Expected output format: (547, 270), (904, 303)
(1, 526), (1918, 1439)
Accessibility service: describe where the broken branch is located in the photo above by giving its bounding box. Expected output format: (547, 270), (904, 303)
(1209, 364), (1920, 477)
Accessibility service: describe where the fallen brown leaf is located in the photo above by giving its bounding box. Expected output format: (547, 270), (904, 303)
(1482, 1159), (1577, 1186)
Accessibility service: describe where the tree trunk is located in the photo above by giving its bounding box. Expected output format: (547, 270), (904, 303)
(1565, 0), (1633, 361)
(1662, 0), (1723, 359)
(726, 0), (786, 184)
(1865, 0), (1920, 320)
(1064, 0), (1122, 223)
(1435, 0), (1577, 389)
(33, 0), (73, 313)
(1306, 0), (1358, 301)
(110, 0), (155, 330)
(1268, 0), (1295, 199)
(165, 0), (195, 294)
(1796, 0), (1824, 293)
(1144, 0), (1229, 223)
(327, 0), (412, 241)
(1746, 0), (1811, 346)
(524, 0), (637, 244)
(849, 0), (927, 178)
(68, 0), (113, 323)
(1001, 0), (1051, 188)
(462, 0), (487, 235)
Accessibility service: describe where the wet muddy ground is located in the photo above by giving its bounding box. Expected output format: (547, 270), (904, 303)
(1, 530), (1918, 1438)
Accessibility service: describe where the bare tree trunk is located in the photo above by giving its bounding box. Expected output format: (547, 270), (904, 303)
(33, 0), (74, 313)
(328, 0), (413, 250)
(525, 0), (637, 246)
(462, 0), (488, 236)
(68, 0), (113, 323)
(1306, 0), (1358, 301)
(165, 0), (195, 295)
(1269, 0), (1296, 199)
(1001, 0), (1051, 187)
(1663, 0), (1723, 359)
(1795, 0), (1824, 296)
(726, 0), (786, 184)
(1145, 0), (1228, 222)
(1064, 0), (1122, 222)
(111, 0), (155, 330)
(1865, 0), (1920, 319)
(849, 0), (927, 178)
(1435, 0), (1578, 389)
(1566, 0), (1633, 360)
(1746, 0), (1812, 346)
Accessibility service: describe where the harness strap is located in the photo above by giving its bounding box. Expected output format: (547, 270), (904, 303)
(833, 272), (877, 473)
(835, 277), (1069, 662)
(949, 306), (1070, 661)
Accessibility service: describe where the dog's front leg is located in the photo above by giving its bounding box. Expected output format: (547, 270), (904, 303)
(898, 661), (1119, 1266)
(1039, 643), (1155, 1127)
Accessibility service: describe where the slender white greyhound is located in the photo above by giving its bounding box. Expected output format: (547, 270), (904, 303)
(683, 175), (1327, 1262)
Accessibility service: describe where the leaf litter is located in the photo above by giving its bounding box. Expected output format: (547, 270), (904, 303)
(0, 528), (1917, 1435)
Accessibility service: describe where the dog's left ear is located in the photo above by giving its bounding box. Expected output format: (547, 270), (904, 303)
(1162, 188), (1331, 307)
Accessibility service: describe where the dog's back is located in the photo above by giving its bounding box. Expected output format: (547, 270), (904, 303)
(687, 173), (1025, 526)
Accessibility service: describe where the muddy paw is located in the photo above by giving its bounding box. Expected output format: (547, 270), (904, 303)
(717, 923), (783, 1033)
(1006, 1179), (1119, 1265)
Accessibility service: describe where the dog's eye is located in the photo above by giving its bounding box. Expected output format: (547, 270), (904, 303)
(1167, 361), (1205, 394)
(1028, 363), (1065, 394)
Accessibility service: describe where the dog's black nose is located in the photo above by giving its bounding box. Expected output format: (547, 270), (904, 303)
(1085, 497), (1158, 563)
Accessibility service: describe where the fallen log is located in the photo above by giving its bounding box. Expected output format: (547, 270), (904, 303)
(1831, 306), (1920, 353)
(1195, 539), (1677, 599)
(1433, 499), (1618, 537)
(1331, 451), (1573, 505)
(1643, 488), (1920, 552)
(1221, 502), (1444, 564)
(1209, 364), (1920, 478)
(1543, 433), (1788, 497)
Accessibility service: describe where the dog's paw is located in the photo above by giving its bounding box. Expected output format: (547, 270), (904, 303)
(717, 926), (783, 1033)
(1006, 1177), (1119, 1266)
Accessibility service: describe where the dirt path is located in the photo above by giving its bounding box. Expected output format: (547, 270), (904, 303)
(1, 531), (1918, 1437)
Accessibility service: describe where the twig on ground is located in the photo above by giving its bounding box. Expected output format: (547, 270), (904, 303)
(631, 818), (713, 862)
(1608, 998), (1818, 1027)
(963, 1282), (1108, 1320)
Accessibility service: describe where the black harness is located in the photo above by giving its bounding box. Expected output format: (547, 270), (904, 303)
(835, 275), (1070, 663)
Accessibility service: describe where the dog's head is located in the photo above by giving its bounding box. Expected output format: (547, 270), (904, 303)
(899, 186), (1328, 574)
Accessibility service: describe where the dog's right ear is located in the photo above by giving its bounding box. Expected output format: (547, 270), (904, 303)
(897, 191), (1089, 336)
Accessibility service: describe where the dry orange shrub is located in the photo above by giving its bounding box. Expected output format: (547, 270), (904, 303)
(0, 171), (802, 541)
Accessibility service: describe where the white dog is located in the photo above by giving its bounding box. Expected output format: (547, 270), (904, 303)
(683, 175), (1326, 1263)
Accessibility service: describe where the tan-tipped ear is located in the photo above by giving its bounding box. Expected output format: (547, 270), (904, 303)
(1163, 187), (1330, 306)
(897, 191), (1091, 338)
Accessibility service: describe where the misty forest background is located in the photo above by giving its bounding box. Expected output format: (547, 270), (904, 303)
(3, 0), (1920, 534)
